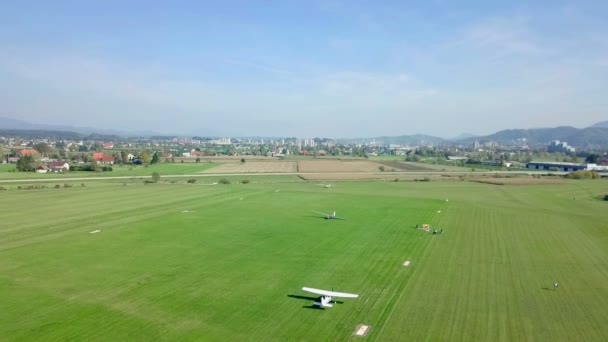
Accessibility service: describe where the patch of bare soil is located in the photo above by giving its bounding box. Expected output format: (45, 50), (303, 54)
(375, 161), (435, 172)
(201, 161), (297, 173)
(297, 160), (387, 173)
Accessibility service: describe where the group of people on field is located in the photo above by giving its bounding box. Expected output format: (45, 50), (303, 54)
(432, 228), (444, 235)
(417, 224), (444, 235)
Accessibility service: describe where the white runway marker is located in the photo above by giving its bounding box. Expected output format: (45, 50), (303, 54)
(354, 325), (370, 336)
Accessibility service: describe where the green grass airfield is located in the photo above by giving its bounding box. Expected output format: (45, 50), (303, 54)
(0, 163), (218, 179)
(1, 178), (607, 341)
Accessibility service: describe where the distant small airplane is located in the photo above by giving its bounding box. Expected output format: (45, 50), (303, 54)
(302, 287), (359, 308)
(318, 183), (333, 188)
(313, 211), (345, 220)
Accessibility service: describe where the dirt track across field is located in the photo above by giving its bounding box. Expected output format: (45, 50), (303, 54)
(469, 177), (564, 185)
(0, 171), (569, 183)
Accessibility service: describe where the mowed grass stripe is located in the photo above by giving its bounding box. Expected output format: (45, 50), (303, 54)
(1, 180), (607, 340)
(375, 181), (608, 341)
(0, 184), (265, 250)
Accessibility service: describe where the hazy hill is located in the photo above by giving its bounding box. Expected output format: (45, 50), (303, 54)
(2, 115), (608, 148)
(457, 126), (608, 148)
(459, 126), (578, 143)
(0, 129), (81, 140)
(0, 116), (163, 137)
(590, 120), (608, 128)
(450, 133), (479, 140)
(375, 134), (445, 145)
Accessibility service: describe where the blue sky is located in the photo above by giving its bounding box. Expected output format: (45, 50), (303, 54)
(0, 1), (607, 137)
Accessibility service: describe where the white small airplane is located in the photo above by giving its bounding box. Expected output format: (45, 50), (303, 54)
(302, 287), (359, 308)
(313, 211), (344, 220)
(318, 183), (333, 188)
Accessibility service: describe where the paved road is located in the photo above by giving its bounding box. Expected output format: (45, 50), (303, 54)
(0, 170), (565, 183)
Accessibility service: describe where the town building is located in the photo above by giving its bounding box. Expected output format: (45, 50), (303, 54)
(547, 140), (575, 153)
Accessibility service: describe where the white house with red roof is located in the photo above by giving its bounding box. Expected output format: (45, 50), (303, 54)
(93, 153), (114, 164)
(97, 155), (114, 164)
(49, 161), (70, 172)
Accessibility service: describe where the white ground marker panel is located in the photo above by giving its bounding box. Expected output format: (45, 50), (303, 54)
(354, 324), (371, 337)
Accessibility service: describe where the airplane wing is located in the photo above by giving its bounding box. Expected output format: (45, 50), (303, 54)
(302, 287), (359, 298)
(312, 211), (329, 217)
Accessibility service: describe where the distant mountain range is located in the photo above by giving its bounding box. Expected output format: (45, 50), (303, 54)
(1, 116), (607, 148)
(590, 120), (608, 128)
(353, 121), (608, 148)
(0, 116), (163, 137)
(454, 125), (608, 148)
(338, 134), (445, 146)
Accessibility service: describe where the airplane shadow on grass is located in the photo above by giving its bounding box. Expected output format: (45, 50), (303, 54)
(303, 215), (346, 221)
(302, 304), (325, 310)
(304, 215), (327, 220)
(287, 294), (344, 310)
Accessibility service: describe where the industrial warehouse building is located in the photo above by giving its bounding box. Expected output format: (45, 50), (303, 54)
(526, 162), (608, 172)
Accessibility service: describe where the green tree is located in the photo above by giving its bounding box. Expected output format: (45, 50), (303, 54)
(585, 154), (599, 164)
(120, 151), (128, 163)
(241, 158), (245, 163)
(91, 143), (103, 152)
(0, 145), (5, 161)
(113, 152), (123, 164)
(55, 141), (66, 150)
(33, 142), (52, 157)
(151, 172), (160, 183)
(140, 150), (152, 165)
(151, 151), (160, 164)
(90, 161), (101, 172)
(16, 155), (36, 172)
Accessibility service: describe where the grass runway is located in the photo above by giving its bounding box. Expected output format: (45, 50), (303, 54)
(1, 179), (607, 341)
